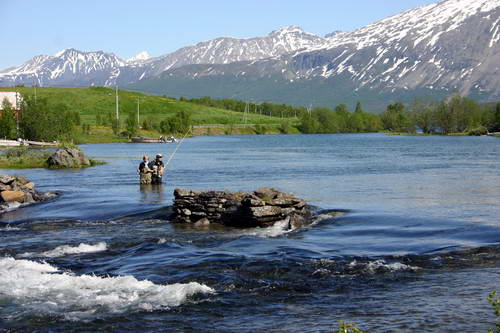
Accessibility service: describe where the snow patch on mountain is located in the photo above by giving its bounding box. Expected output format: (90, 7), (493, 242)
(127, 51), (151, 63)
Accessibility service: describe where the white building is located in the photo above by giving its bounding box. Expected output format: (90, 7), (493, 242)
(0, 91), (22, 110)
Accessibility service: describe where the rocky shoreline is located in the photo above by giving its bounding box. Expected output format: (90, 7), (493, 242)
(0, 175), (57, 214)
(173, 187), (312, 229)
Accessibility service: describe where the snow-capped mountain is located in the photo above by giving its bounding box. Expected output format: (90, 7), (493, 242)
(147, 26), (326, 74)
(0, 49), (126, 87)
(132, 0), (499, 108)
(288, 0), (500, 96)
(1, 0), (499, 109)
(126, 51), (151, 63)
(0, 26), (326, 87)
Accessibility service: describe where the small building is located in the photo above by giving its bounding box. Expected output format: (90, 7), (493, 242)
(0, 91), (22, 110)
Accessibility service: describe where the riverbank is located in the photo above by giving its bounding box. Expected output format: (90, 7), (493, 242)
(0, 147), (104, 169)
(386, 131), (499, 137)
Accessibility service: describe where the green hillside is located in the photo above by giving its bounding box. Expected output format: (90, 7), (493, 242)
(2, 86), (285, 126)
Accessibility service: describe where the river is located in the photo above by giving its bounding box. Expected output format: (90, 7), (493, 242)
(1, 133), (499, 332)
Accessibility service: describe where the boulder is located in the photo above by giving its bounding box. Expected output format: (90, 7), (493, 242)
(173, 187), (312, 230)
(0, 174), (57, 214)
(47, 148), (91, 168)
(1, 190), (26, 203)
(0, 175), (15, 185)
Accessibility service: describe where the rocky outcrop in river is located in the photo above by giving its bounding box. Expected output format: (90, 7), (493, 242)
(0, 175), (56, 214)
(47, 148), (91, 168)
(173, 187), (312, 229)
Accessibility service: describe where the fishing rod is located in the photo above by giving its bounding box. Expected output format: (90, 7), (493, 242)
(164, 127), (191, 168)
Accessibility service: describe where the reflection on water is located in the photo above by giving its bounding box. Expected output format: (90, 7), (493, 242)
(139, 184), (165, 204)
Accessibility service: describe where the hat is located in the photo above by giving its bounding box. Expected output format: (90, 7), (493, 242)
(156, 154), (163, 158)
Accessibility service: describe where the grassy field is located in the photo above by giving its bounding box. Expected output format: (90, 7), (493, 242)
(1, 86), (299, 143)
(4, 86), (290, 126)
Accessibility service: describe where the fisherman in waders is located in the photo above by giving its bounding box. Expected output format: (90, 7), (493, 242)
(148, 153), (165, 184)
(138, 155), (153, 184)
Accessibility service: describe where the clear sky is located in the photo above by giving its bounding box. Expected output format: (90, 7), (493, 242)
(0, 0), (439, 69)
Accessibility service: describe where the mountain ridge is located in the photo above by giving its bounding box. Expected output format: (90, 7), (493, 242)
(1, 0), (499, 110)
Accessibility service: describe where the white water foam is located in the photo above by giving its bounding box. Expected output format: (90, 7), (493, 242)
(0, 225), (22, 232)
(18, 242), (108, 258)
(0, 257), (215, 321)
(240, 213), (334, 238)
(348, 259), (419, 274)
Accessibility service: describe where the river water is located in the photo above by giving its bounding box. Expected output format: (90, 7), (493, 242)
(1, 134), (499, 332)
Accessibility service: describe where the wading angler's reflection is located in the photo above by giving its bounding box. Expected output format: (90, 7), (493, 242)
(139, 183), (165, 204)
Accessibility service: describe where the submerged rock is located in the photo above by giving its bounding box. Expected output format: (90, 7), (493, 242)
(47, 148), (91, 168)
(173, 187), (312, 229)
(0, 174), (56, 214)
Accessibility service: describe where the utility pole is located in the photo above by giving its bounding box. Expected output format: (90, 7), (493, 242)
(137, 98), (140, 127)
(16, 92), (20, 138)
(34, 85), (37, 104)
(243, 102), (249, 124)
(115, 86), (119, 120)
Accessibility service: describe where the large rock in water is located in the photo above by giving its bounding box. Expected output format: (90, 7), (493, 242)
(173, 187), (312, 229)
(47, 148), (91, 168)
(0, 174), (56, 214)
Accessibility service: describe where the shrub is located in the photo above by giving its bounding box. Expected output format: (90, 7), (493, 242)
(253, 124), (268, 135)
(467, 126), (488, 136)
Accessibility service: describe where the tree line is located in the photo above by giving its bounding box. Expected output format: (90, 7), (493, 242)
(381, 95), (500, 135)
(180, 96), (306, 118)
(95, 109), (191, 139)
(1, 93), (498, 141)
(297, 102), (383, 133)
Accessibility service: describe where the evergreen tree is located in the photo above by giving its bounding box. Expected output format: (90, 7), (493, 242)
(354, 101), (363, 114)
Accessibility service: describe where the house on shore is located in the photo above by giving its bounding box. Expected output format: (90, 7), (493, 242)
(0, 91), (22, 110)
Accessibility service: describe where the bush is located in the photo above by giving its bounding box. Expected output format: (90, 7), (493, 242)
(253, 124), (268, 135)
(142, 117), (154, 131)
(0, 147), (53, 169)
(278, 121), (293, 134)
(467, 126), (488, 136)
(4, 146), (30, 158)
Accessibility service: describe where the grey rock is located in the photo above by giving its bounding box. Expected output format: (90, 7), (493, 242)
(173, 187), (312, 229)
(0, 174), (57, 214)
(248, 206), (283, 218)
(0, 175), (15, 185)
(47, 148), (91, 168)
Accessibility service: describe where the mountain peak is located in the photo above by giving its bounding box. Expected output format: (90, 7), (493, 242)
(127, 51), (151, 63)
(269, 26), (307, 37)
(325, 31), (343, 39)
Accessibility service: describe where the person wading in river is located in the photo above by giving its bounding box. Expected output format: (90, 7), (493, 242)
(138, 155), (153, 184)
(149, 154), (165, 184)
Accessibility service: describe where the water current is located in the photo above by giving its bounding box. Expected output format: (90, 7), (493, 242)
(1, 134), (499, 332)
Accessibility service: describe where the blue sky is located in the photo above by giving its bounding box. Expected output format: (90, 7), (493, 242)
(0, 0), (438, 69)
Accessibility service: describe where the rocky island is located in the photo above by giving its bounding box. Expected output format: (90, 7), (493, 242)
(0, 175), (56, 214)
(173, 187), (312, 229)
